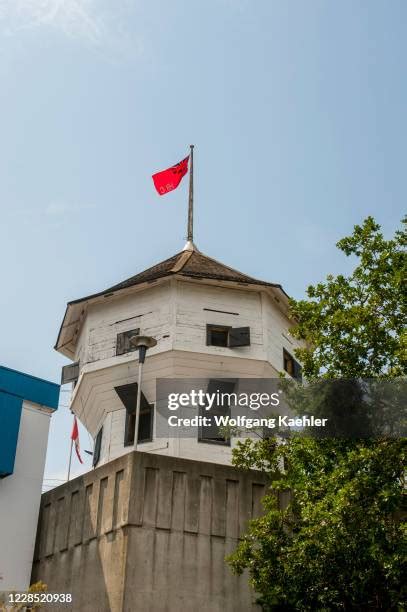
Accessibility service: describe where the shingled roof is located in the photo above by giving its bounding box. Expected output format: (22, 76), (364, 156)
(56, 244), (287, 356)
(68, 245), (282, 305)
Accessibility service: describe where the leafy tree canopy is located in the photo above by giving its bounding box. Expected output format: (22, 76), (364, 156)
(290, 216), (406, 379)
(228, 217), (406, 611)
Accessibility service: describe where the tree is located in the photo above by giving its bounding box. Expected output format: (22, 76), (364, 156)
(290, 216), (406, 380)
(227, 217), (407, 611)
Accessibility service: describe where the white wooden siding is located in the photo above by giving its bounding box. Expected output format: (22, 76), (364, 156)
(174, 281), (265, 359)
(262, 292), (303, 373)
(75, 282), (173, 365)
(69, 277), (303, 467)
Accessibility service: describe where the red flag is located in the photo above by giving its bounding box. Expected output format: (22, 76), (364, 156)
(152, 156), (189, 195)
(70, 416), (83, 464)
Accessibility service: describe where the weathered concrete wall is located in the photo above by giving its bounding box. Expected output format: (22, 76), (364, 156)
(32, 452), (272, 612)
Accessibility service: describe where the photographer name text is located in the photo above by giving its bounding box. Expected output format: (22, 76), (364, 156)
(168, 415), (328, 428)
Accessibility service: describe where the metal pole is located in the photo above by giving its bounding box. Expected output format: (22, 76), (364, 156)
(134, 359), (143, 451)
(67, 438), (73, 481)
(187, 144), (194, 242)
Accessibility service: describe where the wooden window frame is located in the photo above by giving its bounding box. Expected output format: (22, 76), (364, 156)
(206, 324), (231, 347)
(124, 404), (154, 446)
(206, 324), (251, 348)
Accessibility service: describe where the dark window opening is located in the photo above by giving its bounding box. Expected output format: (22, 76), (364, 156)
(124, 412), (136, 446)
(198, 379), (236, 445)
(115, 383), (153, 446)
(206, 325), (250, 348)
(207, 326), (230, 347)
(283, 349), (302, 382)
(93, 426), (103, 467)
(116, 328), (140, 356)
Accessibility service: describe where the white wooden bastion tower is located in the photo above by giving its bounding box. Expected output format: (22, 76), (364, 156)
(55, 238), (303, 468)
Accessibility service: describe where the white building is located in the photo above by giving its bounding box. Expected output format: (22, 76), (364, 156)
(0, 366), (59, 591)
(56, 241), (302, 468)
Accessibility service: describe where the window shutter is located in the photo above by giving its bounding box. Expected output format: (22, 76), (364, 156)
(228, 327), (250, 347)
(116, 328), (140, 356)
(115, 382), (150, 414)
(93, 426), (103, 467)
(206, 325), (212, 346)
(61, 362), (80, 385)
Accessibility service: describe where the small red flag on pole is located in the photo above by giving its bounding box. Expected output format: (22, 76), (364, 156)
(152, 156), (189, 196)
(70, 416), (83, 465)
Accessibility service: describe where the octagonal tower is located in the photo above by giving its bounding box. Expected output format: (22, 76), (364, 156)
(56, 241), (302, 467)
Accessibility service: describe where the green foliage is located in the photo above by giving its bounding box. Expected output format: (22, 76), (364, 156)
(289, 216), (406, 379)
(229, 437), (406, 611)
(227, 217), (407, 611)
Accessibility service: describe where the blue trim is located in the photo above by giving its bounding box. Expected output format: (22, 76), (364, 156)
(0, 366), (60, 410)
(0, 391), (23, 477)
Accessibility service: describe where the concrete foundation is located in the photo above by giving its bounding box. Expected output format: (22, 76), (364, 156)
(32, 451), (272, 611)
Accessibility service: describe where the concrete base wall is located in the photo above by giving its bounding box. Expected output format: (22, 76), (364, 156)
(32, 452), (272, 612)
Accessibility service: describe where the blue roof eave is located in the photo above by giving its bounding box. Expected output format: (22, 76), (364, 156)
(0, 366), (60, 411)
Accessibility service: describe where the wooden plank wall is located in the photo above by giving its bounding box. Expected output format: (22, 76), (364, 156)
(69, 279), (303, 466)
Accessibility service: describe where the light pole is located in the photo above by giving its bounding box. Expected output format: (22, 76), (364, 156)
(129, 335), (157, 451)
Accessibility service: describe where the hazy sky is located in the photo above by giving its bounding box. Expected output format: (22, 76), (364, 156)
(0, 1), (405, 484)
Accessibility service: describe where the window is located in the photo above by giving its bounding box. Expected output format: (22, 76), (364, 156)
(206, 325), (250, 348)
(283, 349), (302, 382)
(116, 328), (140, 356)
(198, 379), (236, 445)
(206, 325), (230, 347)
(115, 383), (153, 446)
(93, 426), (103, 467)
(61, 361), (79, 385)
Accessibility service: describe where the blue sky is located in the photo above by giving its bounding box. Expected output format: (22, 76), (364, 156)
(0, 0), (405, 484)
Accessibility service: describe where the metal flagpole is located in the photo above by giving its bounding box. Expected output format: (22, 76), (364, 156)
(67, 438), (73, 482)
(187, 144), (194, 242)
